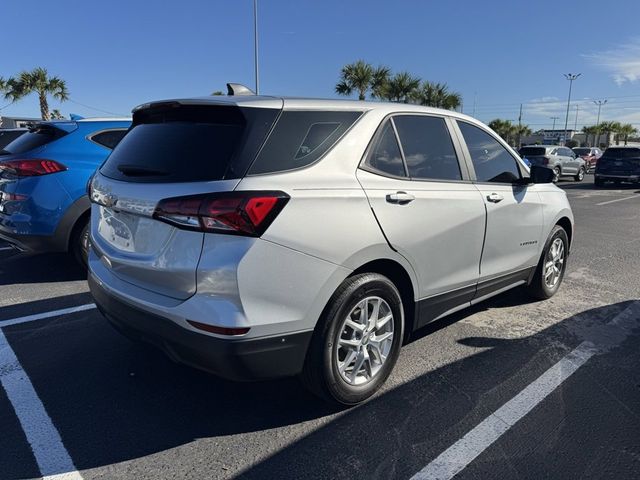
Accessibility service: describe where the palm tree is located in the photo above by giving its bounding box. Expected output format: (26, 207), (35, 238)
(488, 119), (516, 145)
(618, 123), (637, 145)
(335, 60), (374, 101)
(378, 71), (421, 103)
(582, 125), (596, 147)
(599, 121), (622, 147)
(2, 67), (69, 120)
(413, 81), (462, 110)
(370, 65), (391, 100)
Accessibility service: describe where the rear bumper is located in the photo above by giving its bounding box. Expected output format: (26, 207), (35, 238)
(595, 173), (640, 182)
(89, 273), (314, 381)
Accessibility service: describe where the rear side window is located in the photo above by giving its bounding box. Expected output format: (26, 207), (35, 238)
(0, 125), (68, 155)
(519, 147), (546, 156)
(100, 105), (279, 183)
(248, 111), (362, 175)
(362, 120), (406, 177)
(90, 129), (128, 150)
(458, 121), (522, 183)
(393, 115), (461, 181)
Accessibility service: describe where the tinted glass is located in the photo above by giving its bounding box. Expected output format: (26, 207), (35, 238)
(602, 148), (640, 159)
(393, 115), (461, 181)
(0, 125), (67, 155)
(573, 148), (590, 156)
(519, 147), (546, 156)
(458, 121), (521, 183)
(248, 111), (362, 175)
(91, 129), (128, 150)
(0, 130), (26, 150)
(362, 121), (406, 177)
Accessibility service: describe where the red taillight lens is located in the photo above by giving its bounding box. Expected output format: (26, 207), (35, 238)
(542, 157), (550, 165)
(187, 320), (250, 336)
(153, 191), (289, 237)
(0, 159), (67, 177)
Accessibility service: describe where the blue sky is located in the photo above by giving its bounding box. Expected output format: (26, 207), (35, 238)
(2, 0), (640, 130)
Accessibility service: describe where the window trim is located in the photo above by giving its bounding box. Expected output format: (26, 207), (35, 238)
(87, 128), (129, 150)
(358, 112), (473, 183)
(452, 119), (529, 185)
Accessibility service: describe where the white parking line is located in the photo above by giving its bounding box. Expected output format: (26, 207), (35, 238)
(596, 195), (640, 206)
(410, 301), (640, 480)
(0, 246), (15, 251)
(0, 304), (96, 328)
(0, 329), (83, 479)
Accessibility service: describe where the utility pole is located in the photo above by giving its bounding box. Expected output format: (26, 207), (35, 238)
(517, 103), (523, 147)
(550, 116), (559, 130)
(594, 99), (607, 147)
(472, 91), (477, 117)
(574, 104), (579, 131)
(253, 0), (259, 94)
(563, 73), (581, 146)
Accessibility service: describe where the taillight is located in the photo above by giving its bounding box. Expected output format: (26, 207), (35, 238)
(542, 157), (550, 165)
(0, 159), (67, 177)
(153, 191), (289, 237)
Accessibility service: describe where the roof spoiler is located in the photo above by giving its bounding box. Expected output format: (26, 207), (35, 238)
(226, 83), (255, 96)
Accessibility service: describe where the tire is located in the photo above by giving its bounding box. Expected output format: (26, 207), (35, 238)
(71, 217), (90, 269)
(527, 225), (569, 300)
(301, 273), (404, 406)
(594, 178), (604, 187)
(552, 167), (561, 183)
(574, 167), (585, 182)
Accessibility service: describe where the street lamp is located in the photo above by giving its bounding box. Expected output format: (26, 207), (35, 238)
(563, 73), (581, 145)
(594, 99), (607, 147)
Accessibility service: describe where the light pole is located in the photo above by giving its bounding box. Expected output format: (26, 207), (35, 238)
(594, 99), (607, 146)
(550, 116), (560, 130)
(563, 73), (581, 145)
(253, 0), (259, 94)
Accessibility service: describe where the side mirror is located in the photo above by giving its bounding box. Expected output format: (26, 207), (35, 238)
(529, 165), (554, 184)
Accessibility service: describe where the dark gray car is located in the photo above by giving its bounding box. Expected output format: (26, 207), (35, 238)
(519, 145), (586, 182)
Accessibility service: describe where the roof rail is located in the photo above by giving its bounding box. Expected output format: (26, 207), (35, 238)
(226, 83), (255, 96)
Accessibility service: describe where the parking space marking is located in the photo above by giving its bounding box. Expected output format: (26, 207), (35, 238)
(596, 195), (640, 206)
(0, 329), (83, 479)
(0, 304), (96, 328)
(0, 246), (15, 251)
(410, 301), (640, 480)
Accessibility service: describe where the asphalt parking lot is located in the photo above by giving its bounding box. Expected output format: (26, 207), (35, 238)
(1, 175), (639, 480)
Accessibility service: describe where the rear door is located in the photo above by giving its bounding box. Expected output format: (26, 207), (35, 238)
(90, 102), (281, 300)
(357, 114), (486, 321)
(454, 120), (544, 294)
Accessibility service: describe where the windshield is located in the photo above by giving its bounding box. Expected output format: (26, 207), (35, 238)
(573, 148), (590, 156)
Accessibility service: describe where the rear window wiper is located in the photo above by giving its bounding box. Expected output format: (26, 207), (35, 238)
(116, 164), (170, 176)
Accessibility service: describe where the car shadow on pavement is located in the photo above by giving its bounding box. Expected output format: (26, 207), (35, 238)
(0, 252), (86, 285)
(1, 298), (636, 479)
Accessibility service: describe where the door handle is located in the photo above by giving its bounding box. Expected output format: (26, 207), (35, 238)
(486, 192), (504, 203)
(386, 191), (415, 204)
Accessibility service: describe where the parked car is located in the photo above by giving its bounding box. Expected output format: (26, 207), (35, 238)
(0, 118), (131, 265)
(88, 92), (573, 405)
(572, 146), (602, 172)
(594, 146), (640, 186)
(519, 145), (586, 182)
(0, 128), (27, 150)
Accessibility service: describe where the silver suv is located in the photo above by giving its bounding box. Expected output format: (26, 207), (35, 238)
(88, 92), (574, 405)
(519, 145), (586, 182)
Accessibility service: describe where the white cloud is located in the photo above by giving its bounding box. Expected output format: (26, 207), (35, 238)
(584, 38), (640, 85)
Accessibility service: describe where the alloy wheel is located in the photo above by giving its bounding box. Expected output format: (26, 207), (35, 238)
(544, 238), (565, 288)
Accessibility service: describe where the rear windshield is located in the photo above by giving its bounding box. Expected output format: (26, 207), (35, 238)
(519, 147), (546, 157)
(248, 110), (363, 175)
(0, 125), (67, 155)
(100, 104), (279, 183)
(602, 148), (640, 159)
(573, 148), (590, 155)
(0, 130), (26, 150)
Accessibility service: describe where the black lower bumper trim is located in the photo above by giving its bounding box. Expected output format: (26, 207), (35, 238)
(89, 274), (313, 381)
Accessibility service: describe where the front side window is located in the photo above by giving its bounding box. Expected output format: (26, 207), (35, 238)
(362, 120), (406, 177)
(393, 115), (461, 181)
(458, 121), (521, 183)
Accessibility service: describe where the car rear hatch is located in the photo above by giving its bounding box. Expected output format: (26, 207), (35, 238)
(89, 99), (282, 300)
(597, 149), (640, 175)
(518, 146), (548, 166)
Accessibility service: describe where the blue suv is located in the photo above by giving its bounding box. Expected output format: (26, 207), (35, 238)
(0, 118), (131, 265)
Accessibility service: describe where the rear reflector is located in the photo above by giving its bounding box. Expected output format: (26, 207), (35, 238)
(0, 158), (67, 177)
(154, 191), (289, 237)
(187, 320), (250, 336)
